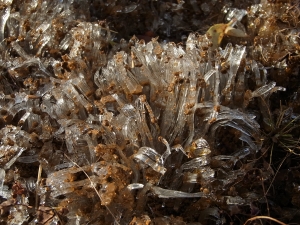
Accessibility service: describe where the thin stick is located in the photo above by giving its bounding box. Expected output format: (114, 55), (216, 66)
(63, 154), (120, 225)
(35, 164), (42, 210)
(259, 173), (270, 217)
(243, 216), (287, 225)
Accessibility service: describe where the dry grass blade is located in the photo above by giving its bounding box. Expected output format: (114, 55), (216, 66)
(35, 164), (42, 210)
(265, 153), (290, 196)
(243, 216), (287, 225)
(63, 154), (120, 225)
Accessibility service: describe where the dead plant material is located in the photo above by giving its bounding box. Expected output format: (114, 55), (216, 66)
(244, 216), (287, 225)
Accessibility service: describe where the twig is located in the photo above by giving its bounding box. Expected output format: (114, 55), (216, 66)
(243, 216), (287, 225)
(259, 173), (270, 217)
(35, 164), (42, 210)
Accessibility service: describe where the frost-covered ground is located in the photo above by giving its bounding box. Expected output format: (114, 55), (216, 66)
(0, 0), (300, 224)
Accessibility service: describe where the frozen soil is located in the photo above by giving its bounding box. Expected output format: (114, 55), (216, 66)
(0, 0), (300, 224)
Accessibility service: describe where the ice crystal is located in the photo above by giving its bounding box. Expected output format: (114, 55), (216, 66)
(0, 0), (298, 224)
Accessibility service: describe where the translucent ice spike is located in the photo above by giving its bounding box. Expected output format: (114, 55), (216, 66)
(121, 117), (139, 146)
(230, 46), (246, 78)
(151, 186), (207, 198)
(168, 85), (189, 143)
(159, 137), (171, 162)
(135, 96), (154, 147)
(194, 138), (210, 149)
(199, 167), (215, 179)
(54, 162), (73, 170)
(38, 88), (51, 103)
(121, 104), (137, 120)
(59, 33), (72, 50)
(4, 147), (26, 170)
(17, 154), (39, 163)
(239, 134), (259, 152)
(184, 166), (215, 184)
(216, 108), (260, 131)
(213, 155), (232, 161)
(220, 43), (233, 59)
(223, 46), (246, 102)
(36, 34), (51, 56)
(159, 139), (187, 165)
(180, 156), (210, 170)
(186, 138), (211, 158)
(259, 62), (268, 84)
(9, 205), (29, 225)
(83, 134), (96, 163)
(184, 167), (215, 183)
(14, 92), (29, 104)
(69, 39), (81, 58)
(21, 177), (36, 193)
(0, 6), (10, 41)
(195, 101), (214, 109)
(184, 172), (198, 183)
(171, 144), (188, 157)
(114, 52), (143, 94)
(11, 57), (51, 77)
(11, 41), (31, 60)
(251, 81), (276, 98)
(0, 168), (5, 196)
(231, 147), (250, 165)
(133, 147), (166, 175)
(144, 51), (166, 86)
(220, 169), (246, 186)
(31, 21), (51, 43)
(62, 81), (91, 110)
(131, 46), (159, 87)
(204, 69), (216, 83)
(186, 33), (196, 51)
(127, 183), (144, 190)
(136, 183), (153, 213)
(137, 95), (157, 130)
(1, 0), (13, 6)
(251, 60), (267, 87)
(225, 8), (247, 22)
(111, 93), (126, 108)
(72, 76), (93, 97)
(213, 69), (221, 106)
(159, 92), (177, 138)
(48, 175), (94, 197)
(18, 111), (31, 127)
(226, 196), (246, 205)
